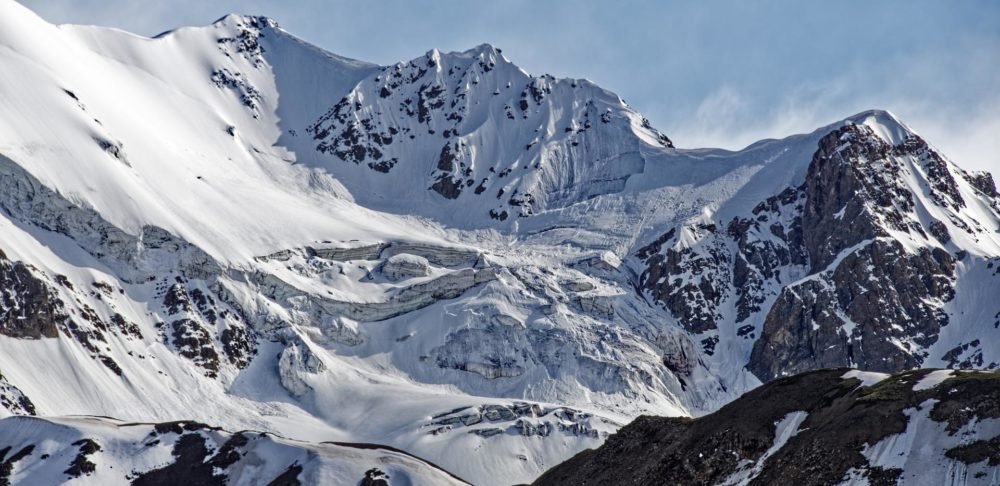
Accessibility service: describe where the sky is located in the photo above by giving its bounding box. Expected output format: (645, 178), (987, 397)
(18, 0), (1000, 177)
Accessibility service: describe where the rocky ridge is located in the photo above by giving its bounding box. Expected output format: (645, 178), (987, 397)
(635, 114), (1000, 382)
(534, 368), (1000, 486)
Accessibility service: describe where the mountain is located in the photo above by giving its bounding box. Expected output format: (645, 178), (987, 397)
(636, 112), (1000, 383)
(533, 368), (1000, 486)
(0, 1), (998, 484)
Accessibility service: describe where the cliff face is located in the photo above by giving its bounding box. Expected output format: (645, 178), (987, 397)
(637, 115), (1000, 383)
(749, 124), (965, 379)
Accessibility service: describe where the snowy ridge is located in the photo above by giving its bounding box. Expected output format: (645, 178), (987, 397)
(0, 1), (998, 484)
(0, 415), (468, 485)
(301, 43), (673, 225)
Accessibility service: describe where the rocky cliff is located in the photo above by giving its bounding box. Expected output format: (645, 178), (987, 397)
(535, 368), (1000, 486)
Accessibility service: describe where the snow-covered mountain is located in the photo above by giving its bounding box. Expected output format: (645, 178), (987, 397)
(0, 1), (998, 484)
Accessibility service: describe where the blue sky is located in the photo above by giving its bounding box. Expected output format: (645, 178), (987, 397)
(19, 0), (999, 176)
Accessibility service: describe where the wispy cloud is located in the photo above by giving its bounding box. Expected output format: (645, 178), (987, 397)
(663, 47), (1000, 179)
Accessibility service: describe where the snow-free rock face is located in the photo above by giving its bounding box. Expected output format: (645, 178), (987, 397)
(0, 249), (64, 339)
(0, 2), (998, 484)
(748, 120), (999, 380)
(534, 369), (1000, 486)
(636, 112), (1000, 382)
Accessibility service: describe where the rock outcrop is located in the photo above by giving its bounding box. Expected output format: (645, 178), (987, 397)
(637, 118), (998, 382)
(426, 401), (611, 440)
(0, 250), (65, 339)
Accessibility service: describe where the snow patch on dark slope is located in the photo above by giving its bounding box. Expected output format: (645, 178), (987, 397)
(0, 1), (997, 484)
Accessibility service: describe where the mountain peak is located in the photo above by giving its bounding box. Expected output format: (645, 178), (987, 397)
(211, 13), (280, 31)
(420, 43), (513, 73)
(460, 43), (505, 58)
(843, 109), (915, 145)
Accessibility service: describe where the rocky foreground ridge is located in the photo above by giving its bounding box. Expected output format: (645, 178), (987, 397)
(535, 369), (1000, 486)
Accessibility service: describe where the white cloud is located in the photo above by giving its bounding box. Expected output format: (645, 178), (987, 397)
(664, 76), (999, 181)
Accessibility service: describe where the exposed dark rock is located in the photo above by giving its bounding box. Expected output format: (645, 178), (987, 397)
(534, 369), (1000, 486)
(728, 188), (807, 323)
(169, 319), (221, 377)
(895, 135), (964, 210)
(207, 433), (249, 469)
(151, 421), (217, 436)
(189, 288), (216, 324)
(946, 436), (1000, 466)
(0, 445), (34, 486)
(749, 240), (954, 380)
(430, 143), (464, 199)
(111, 313), (142, 339)
(0, 250), (66, 339)
(210, 68), (262, 116)
(964, 170), (999, 198)
(163, 283), (193, 315)
(93, 137), (129, 165)
(221, 325), (253, 369)
(634, 228), (675, 260)
(99, 355), (123, 376)
(637, 230), (728, 333)
(131, 433), (222, 486)
(267, 463), (303, 486)
(927, 371), (1000, 432)
(215, 16), (273, 67)
(488, 209), (508, 221)
(940, 339), (984, 369)
(637, 124), (970, 383)
(0, 374), (35, 415)
(801, 124), (903, 272)
(746, 126), (964, 381)
(360, 468), (389, 486)
(64, 439), (100, 478)
(928, 219), (951, 243)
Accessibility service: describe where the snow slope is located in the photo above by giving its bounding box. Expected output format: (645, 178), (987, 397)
(0, 415), (468, 485)
(0, 1), (998, 484)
